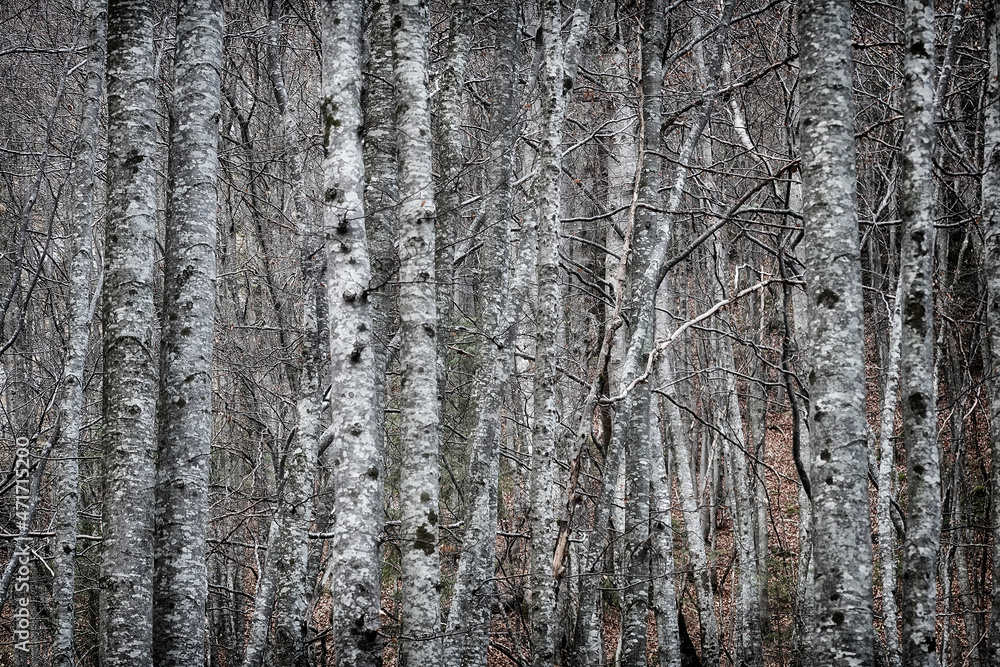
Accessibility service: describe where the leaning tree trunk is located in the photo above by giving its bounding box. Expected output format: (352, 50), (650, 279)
(391, 0), (443, 664)
(896, 1), (940, 663)
(798, 0), (875, 664)
(52, 2), (105, 665)
(982, 0), (1000, 662)
(152, 1), (222, 666)
(321, 1), (385, 665)
(100, 0), (158, 665)
(441, 3), (521, 666)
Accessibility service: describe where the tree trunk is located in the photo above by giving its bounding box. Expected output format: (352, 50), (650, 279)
(442, 4), (521, 666)
(52, 2), (105, 664)
(321, 0), (385, 665)
(798, 0), (875, 663)
(529, 2), (593, 665)
(391, 0), (443, 663)
(266, 1), (324, 663)
(152, 1), (222, 665)
(896, 2), (941, 665)
(100, 0), (158, 664)
(876, 281), (902, 667)
(650, 390), (681, 667)
(982, 1), (1000, 662)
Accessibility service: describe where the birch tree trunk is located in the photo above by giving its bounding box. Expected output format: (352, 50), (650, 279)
(620, 4), (669, 664)
(982, 0), (1000, 661)
(896, 4), (940, 662)
(52, 2), (105, 664)
(798, 0), (875, 663)
(391, 0), (443, 663)
(152, 1), (222, 666)
(322, 1), (384, 665)
(100, 0), (157, 664)
(442, 4), (520, 666)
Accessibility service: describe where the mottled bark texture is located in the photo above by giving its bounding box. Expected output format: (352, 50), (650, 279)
(100, 0), (157, 664)
(530, 2), (593, 665)
(529, 3), (569, 661)
(322, 1), (384, 665)
(798, 0), (875, 664)
(620, 4), (669, 665)
(52, 1), (105, 665)
(983, 0), (1000, 662)
(896, 1), (940, 664)
(442, 3), (520, 666)
(391, 0), (443, 664)
(151, 2), (222, 665)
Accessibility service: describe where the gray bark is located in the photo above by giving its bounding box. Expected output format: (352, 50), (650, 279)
(152, 1), (222, 666)
(442, 4), (521, 666)
(664, 347), (719, 667)
(650, 393), (681, 667)
(620, 4), (669, 664)
(709, 247), (762, 667)
(798, 0), (875, 664)
(321, 1), (385, 665)
(529, 2), (593, 665)
(432, 0), (470, 332)
(896, 4), (940, 663)
(391, 0), (443, 663)
(100, 0), (158, 664)
(876, 282), (902, 667)
(983, 0), (1000, 662)
(52, 1), (106, 664)
(267, 1), (324, 663)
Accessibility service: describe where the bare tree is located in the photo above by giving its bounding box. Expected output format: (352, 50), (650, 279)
(100, 0), (158, 664)
(391, 0), (443, 663)
(52, 1), (106, 664)
(798, 0), (875, 664)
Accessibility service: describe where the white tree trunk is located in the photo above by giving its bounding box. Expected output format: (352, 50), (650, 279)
(896, 2), (941, 664)
(528, 2), (593, 665)
(322, 1), (385, 664)
(876, 281), (903, 667)
(391, 0), (443, 663)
